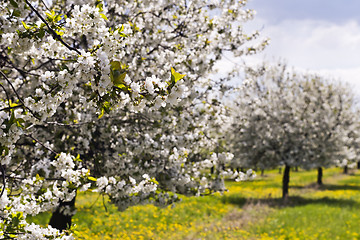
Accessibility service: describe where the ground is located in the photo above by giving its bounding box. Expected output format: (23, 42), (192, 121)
(29, 168), (360, 239)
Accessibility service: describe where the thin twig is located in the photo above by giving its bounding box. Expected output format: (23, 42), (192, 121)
(44, 121), (93, 127)
(7, 176), (65, 181)
(25, 0), (81, 55)
(0, 82), (11, 109)
(0, 70), (24, 104)
(102, 194), (108, 212)
(25, 134), (59, 155)
(40, 0), (50, 11)
(0, 164), (6, 198)
(0, 70), (40, 120)
(0, 104), (24, 112)
(87, 193), (102, 209)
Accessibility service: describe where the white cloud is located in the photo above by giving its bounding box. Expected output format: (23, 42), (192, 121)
(315, 67), (360, 93)
(241, 17), (360, 94)
(258, 19), (360, 68)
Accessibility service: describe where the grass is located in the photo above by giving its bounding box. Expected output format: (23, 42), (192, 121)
(29, 167), (360, 239)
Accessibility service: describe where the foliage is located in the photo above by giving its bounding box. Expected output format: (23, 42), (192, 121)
(0, 0), (266, 238)
(228, 62), (359, 171)
(225, 62), (359, 198)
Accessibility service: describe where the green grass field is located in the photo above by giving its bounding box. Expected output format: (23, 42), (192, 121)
(29, 168), (360, 239)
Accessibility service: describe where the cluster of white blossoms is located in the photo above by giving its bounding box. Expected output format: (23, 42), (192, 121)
(0, 0), (267, 238)
(226, 62), (360, 198)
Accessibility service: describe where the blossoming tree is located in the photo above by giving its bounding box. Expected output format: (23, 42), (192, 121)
(228, 63), (358, 199)
(0, 0), (266, 238)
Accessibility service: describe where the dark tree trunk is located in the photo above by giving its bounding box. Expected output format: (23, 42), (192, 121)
(220, 164), (225, 171)
(358, 162), (360, 169)
(49, 194), (76, 231)
(282, 165), (290, 200)
(317, 167), (323, 185)
(343, 165), (348, 174)
(294, 166), (299, 172)
(210, 166), (214, 174)
(279, 167), (282, 174)
(261, 169), (264, 176)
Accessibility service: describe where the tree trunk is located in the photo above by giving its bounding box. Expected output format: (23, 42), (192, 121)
(343, 165), (348, 174)
(294, 166), (298, 172)
(49, 194), (76, 231)
(278, 167), (282, 174)
(261, 169), (264, 176)
(282, 165), (290, 200)
(220, 164), (225, 171)
(357, 162), (360, 169)
(317, 167), (323, 185)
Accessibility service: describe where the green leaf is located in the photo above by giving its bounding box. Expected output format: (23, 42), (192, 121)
(88, 176), (97, 181)
(35, 174), (44, 181)
(96, 2), (104, 12)
(45, 10), (56, 22)
(54, 14), (63, 23)
(98, 108), (105, 119)
(103, 101), (111, 113)
(97, 102), (111, 119)
(75, 154), (82, 162)
(12, 9), (21, 17)
(9, 100), (19, 108)
(110, 61), (127, 86)
(55, 30), (64, 36)
(38, 28), (45, 38)
(114, 73), (127, 87)
(9, 0), (18, 8)
(167, 67), (186, 91)
(110, 60), (121, 72)
(115, 83), (129, 91)
(100, 13), (108, 21)
(0, 145), (9, 156)
(171, 67), (186, 83)
(15, 118), (25, 128)
(45, 10), (55, 18)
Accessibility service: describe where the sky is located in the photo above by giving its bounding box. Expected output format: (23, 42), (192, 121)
(221, 0), (360, 95)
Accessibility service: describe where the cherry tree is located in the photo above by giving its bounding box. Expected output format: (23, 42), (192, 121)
(228, 62), (358, 199)
(296, 76), (358, 184)
(0, 0), (266, 238)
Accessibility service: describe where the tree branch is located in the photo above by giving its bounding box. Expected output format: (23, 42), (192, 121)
(25, 0), (81, 55)
(0, 81), (11, 110)
(0, 164), (6, 198)
(25, 134), (59, 155)
(0, 70), (40, 120)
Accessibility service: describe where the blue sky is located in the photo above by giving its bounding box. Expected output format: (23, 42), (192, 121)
(220, 0), (360, 95)
(246, 0), (360, 24)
